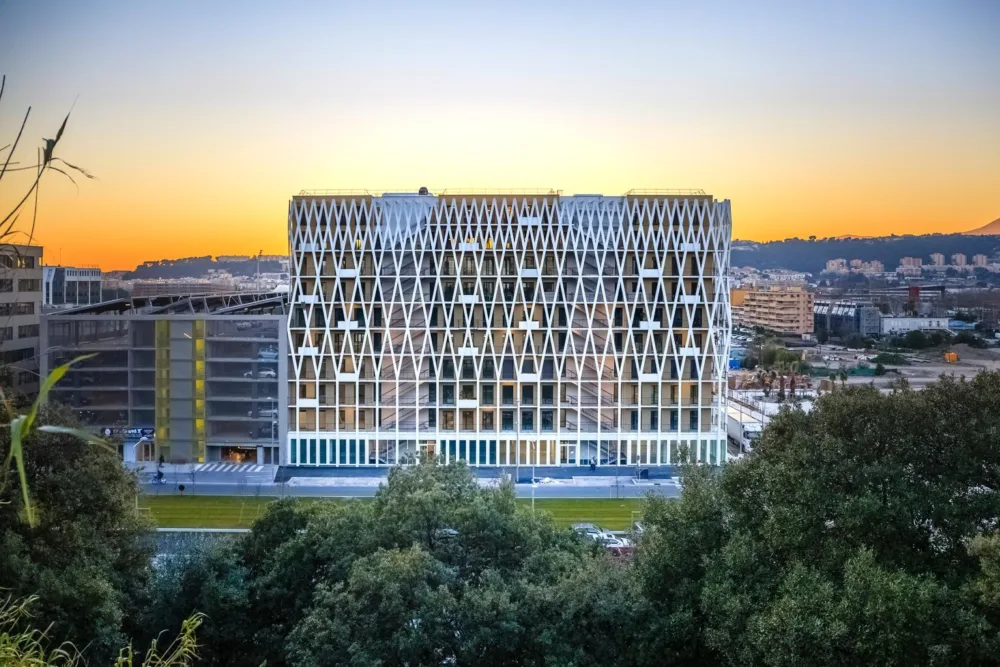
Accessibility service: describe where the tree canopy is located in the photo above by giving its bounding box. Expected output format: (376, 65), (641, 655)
(0, 404), (155, 663)
(8, 376), (1000, 666)
(637, 373), (1000, 665)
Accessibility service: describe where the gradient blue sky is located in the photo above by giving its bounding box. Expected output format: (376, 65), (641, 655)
(1, 0), (998, 268)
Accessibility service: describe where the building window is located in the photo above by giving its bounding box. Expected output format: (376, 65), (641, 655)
(0, 347), (33, 364)
(0, 327), (12, 342)
(482, 412), (494, 430)
(541, 410), (553, 431)
(501, 410), (514, 431)
(482, 385), (494, 405)
(0, 255), (35, 269)
(521, 410), (534, 432)
(0, 280), (12, 293)
(0, 303), (34, 317)
(17, 279), (41, 292)
(17, 324), (38, 339)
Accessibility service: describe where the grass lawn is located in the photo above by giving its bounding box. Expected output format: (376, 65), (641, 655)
(142, 495), (645, 531)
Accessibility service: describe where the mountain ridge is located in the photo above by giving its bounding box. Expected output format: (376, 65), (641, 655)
(965, 217), (1000, 235)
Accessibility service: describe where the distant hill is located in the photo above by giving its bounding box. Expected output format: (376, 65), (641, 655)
(965, 218), (1000, 235)
(124, 256), (284, 280)
(731, 234), (1000, 274)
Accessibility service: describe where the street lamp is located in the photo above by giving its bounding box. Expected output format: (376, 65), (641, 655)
(131, 436), (151, 467)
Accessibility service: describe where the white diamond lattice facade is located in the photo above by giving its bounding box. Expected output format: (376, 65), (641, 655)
(287, 190), (732, 467)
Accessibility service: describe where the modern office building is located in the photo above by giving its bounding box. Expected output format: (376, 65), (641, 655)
(733, 285), (814, 335)
(41, 292), (287, 464)
(813, 299), (881, 337)
(287, 189), (732, 468)
(0, 244), (43, 395)
(43, 265), (102, 308)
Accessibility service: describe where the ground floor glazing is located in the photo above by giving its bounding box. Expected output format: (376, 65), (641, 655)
(285, 433), (727, 467)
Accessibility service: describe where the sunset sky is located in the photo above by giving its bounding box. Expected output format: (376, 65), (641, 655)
(1, 0), (998, 270)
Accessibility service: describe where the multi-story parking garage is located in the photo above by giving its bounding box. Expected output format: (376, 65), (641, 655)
(287, 189), (732, 468)
(41, 292), (287, 464)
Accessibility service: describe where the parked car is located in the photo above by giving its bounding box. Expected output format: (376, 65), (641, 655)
(572, 523), (616, 542)
(236, 322), (252, 331)
(256, 368), (277, 379)
(572, 523), (603, 539)
(598, 536), (632, 548)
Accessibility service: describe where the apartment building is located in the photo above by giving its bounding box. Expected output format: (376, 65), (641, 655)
(43, 265), (103, 307)
(287, 189), (732, 469)
(734, 285), (814, 335)
(0, 244), (43, 395)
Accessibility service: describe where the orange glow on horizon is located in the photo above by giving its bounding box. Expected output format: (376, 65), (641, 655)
(1, 2), (996, 269)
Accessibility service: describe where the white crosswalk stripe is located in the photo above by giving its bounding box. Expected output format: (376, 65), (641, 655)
(192, 463), (273, 473)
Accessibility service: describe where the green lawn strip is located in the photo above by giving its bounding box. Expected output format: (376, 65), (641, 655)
(141, 495), (274, 529)
(142, 495), (645, 531)
(521, 499), (644, 530)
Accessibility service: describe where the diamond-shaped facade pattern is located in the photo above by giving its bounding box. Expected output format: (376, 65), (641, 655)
(287, 191), (732, 467)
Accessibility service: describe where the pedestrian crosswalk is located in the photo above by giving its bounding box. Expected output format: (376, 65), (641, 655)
(194, 463), (267, 473)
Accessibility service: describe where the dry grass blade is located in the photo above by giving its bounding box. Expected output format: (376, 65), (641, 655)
(0, 106), (30, 182)
(42, 111), (70, 166)
(47, 165), (78, 192)
(115, 614), (204, 667)
(53, 158), (96, 180)
(0, 594), (78, 665)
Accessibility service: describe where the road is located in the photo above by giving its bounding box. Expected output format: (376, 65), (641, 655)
(140, 479), (682, 499)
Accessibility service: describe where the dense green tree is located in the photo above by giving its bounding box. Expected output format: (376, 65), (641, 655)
(641, 375), (1000, 666)
(0, 404), (154, 662)
(287, 547), (460, 667)
(155, 462), (619, 667)
(147, 374), (1000, 666)
(144, 544), (251, 666)
(904, 329), (929, 348)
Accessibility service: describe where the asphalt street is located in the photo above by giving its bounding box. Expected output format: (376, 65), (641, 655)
(140, 480), (682, 499)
